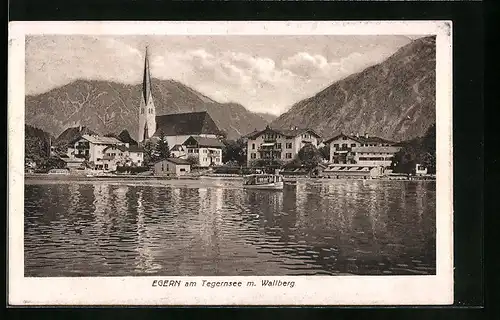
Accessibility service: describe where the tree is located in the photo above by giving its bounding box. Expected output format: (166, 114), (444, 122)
(297, 143), (322, 167)
(143, 140), (155, 166)
(222, 138), (246, 165)
(318, 145), (330, 161)
(155, 130), (170, 161)
(40, 157), (67, 171)
(391, 124), (436, 174)
(186, 155), (199, 166)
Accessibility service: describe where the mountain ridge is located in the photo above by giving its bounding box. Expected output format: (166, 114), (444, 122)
(271, 36), (436, 142)
(25, 79), (274, 141)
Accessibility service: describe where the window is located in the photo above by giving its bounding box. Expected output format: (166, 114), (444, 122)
(342, 137), (347, 140)
(342, 143), (347, 148)
(351, 144), (356, 147)
(286, 143), (292, 149)
(251, 153), (256, 159)
(161, 163), (164, 171)
(276, 143), (282, 149)
(141, 108), (145, 114)
(252, 143), (255, 150)
(104, 164), (108, 169)
(333, 144), (339, 148)
(180, 168), (186, 172)
(285, 153), (292, 159)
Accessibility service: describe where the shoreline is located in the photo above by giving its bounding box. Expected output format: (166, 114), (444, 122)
(24, 173), (436, 182)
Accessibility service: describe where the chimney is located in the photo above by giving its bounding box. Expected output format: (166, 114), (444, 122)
(79, 125), (82, 132)
(356, 133), (359, 138)
(365, 133), (369, 138)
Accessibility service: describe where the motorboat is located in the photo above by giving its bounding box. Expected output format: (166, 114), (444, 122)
(243, 174), (284, 190)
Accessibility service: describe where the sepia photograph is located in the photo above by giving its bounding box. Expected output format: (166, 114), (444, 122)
(8, 21), (453, 305)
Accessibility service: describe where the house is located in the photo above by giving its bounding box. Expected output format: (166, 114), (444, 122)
(323, 164), (384, 179)
(183, 136), (224, 167)
(415, 163), (428, 176)
(169, 144), (186, 159)
(55, 125), (97, 147)
(136, 47), (224, 147)
(245, 125), (321, 166)
(67, 134), (127, 170)
(153, 158), (191, 176)
(324, 133), (401, 168)
(102, 144), (145, 171)
(127, 145), (145, 166)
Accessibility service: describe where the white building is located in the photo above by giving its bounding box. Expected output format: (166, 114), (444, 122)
(67, 134), (127, 170)
(245, 125), (321, 165)
(183, 136), (224, 167)
(324, 133), (401, 168)
(67, 134), (144, 171)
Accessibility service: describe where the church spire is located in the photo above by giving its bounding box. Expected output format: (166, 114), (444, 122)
(142, 46), (153, 105)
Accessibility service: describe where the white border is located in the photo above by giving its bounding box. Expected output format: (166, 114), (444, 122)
(8, 21), (453, 306)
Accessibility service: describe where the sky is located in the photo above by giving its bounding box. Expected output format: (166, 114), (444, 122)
(25, 35), (422, 116)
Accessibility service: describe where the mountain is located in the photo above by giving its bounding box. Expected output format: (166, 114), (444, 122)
(255, 112), (278, 124)
(271, 36), (436, 142)
(25, 79), (273, 141)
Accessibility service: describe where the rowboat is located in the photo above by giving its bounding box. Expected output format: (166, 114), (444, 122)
(243, 174), (284, 190)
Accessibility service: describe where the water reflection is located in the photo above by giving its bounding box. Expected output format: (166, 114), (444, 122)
(24, 179), (436, 276)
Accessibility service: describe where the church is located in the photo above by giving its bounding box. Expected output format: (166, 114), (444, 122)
(138, 47), (225, 166)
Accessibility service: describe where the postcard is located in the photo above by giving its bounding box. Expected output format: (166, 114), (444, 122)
(8, 20), (453, 305)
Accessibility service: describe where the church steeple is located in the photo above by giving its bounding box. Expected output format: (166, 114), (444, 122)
(138, 46), (156, 143)
(142, 46), (153, 105)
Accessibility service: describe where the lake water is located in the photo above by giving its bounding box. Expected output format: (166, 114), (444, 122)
(24, 178), (436, 276)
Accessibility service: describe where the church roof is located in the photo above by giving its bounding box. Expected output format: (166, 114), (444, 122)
(154, 111), (222, 137)
(142, 46), (153, 105)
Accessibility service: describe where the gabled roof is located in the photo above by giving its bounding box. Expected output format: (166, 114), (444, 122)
(162, 158), (191, 165)
(324, 133), (395, 145)
(55, 126), (97, 146)
(245, 125), (321, 140)
(103, 145), (128, 152)
(117, 130), (138, 146)
(154, 111), (223, 137)
(351, 146), (401, 153)
(128, 145), (144, 153)
(80, 134), (123, 145)
(170, 144), (184, 151)
(183, 135), (225, 148)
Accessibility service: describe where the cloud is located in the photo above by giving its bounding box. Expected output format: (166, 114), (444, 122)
(25, 35), (413, 115)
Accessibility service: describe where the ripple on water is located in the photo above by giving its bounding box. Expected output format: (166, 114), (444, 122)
(24, 180), (436, 276)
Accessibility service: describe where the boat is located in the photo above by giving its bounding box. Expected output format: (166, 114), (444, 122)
(243, 174), (284, 190)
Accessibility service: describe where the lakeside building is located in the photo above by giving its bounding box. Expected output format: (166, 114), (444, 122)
(153, 158), (191, 176)
(158, 136), (224, 167)
(102, 144), (145, 171)
(183, 136), (224, 167)
(245, 125), (321, 166)
(324, 133), (401, 167)
(67, 134), (144, 171)
(322, 164), (384, 179)
(55, 125), (97, 147)
(136, 47), (225, 162)
(415, 163), (428, 176)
